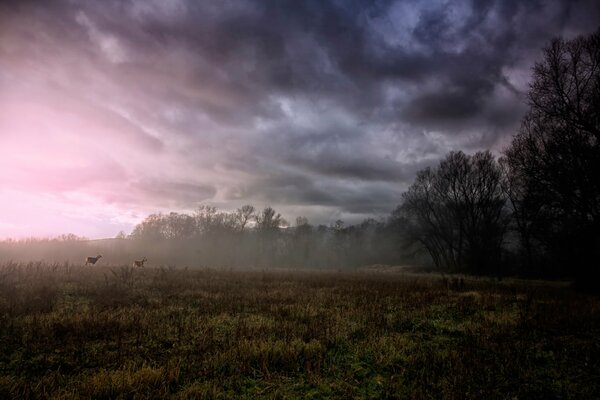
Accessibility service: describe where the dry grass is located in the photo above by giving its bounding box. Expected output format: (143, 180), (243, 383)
(0, 262), (598, 399)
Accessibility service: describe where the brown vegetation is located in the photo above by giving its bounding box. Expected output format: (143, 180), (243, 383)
(0, 262), (598, 399)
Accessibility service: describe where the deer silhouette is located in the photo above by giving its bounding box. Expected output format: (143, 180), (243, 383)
(133, 257), (147, 268)
(85, 255), (102, 266)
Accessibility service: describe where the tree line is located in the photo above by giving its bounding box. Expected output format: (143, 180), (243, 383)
(396, 31), (599, 288)
(1, 32), (597, 288)
(126, 205), (405, 269)
(125, 32), (598, 286)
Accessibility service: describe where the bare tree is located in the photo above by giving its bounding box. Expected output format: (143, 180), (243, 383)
(254, 207), (287, 267)
(165, 212), (197, 239)
(502, 31), (600, 284)
(235, 205), (256, 232)
(256, 207), (287, 232)
(130, 213), (168, 240)
(399, 151), (507, 273)
(195, 206), (236, 235)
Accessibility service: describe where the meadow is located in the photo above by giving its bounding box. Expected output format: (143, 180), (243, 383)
(0, 262), (598, 399)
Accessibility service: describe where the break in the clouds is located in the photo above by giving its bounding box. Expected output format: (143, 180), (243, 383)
(0, 0), (598, 238)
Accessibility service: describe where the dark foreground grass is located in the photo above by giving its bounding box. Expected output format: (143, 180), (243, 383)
(0, 262), (598, 399)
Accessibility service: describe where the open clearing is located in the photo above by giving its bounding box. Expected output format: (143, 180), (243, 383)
(0, 262), (599, 399)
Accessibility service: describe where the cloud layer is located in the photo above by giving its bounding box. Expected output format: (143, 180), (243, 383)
(0, 0), (599, 237)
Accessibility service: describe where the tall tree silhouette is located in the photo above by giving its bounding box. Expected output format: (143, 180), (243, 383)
(503, 31), (600, 286)
(399, 151), (507, 273)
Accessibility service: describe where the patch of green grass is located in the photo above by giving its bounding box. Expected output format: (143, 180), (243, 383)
(0, 263), (598, 399)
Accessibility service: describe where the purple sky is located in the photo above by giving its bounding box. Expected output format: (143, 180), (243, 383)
(1, 0), (599, 239)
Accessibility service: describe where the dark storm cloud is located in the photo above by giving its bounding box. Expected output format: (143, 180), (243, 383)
(1, 0), (599, 231)
(232, 168), (402, 215)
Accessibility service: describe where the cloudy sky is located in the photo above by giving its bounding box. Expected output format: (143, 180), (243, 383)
(0, 0), (598, 239)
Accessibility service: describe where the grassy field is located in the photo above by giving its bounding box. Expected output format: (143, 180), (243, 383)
(0, 262), (598, 399)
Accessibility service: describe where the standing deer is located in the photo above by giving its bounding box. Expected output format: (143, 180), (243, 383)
(133, 257), (147, 268)
(85, 255), (102, 266)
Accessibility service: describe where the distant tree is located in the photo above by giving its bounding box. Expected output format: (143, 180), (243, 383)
(294, 216), (312, 238)
(399, 151), (507, 274)
(55, 233), (87, 242)
(328, 220), (354, 268)
(293, 216), (313, 267)
(256, 207), (287, 232)
(502, 31), (600, 285)
(164, 212), (197, 239)
(130, 212), (197, 240)
(130, 213), (168, 241)
(195, 206), (236, 235)
(234, 205), (256, 231)
(295, 216), (309, 228)
(332, 220), (345, 231)
(194, 206), (219, 234)
(254, 207), (287, 267)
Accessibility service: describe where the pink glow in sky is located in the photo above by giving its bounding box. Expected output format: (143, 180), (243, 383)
(0, 5), (220, 238)
(1, 0), (598, 239)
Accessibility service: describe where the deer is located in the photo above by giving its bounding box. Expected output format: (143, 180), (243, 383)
(133, 257), (147, 268)
(85, 255), (102, 266)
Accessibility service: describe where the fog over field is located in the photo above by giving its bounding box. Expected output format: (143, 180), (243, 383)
(2, 2), (600, 398)
(1, 0), (598, 239)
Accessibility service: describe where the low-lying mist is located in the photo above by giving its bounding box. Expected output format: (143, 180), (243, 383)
(0, 206), (421, 269)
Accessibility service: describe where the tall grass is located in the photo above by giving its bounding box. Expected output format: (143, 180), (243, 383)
(0, 262), (598, 399)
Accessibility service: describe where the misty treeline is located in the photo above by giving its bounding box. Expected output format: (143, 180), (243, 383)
(0, 33), (598, 286)
(122, 205), (404, 269)
(126, 31), (600, 284)
(0, 207), (406, 269)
